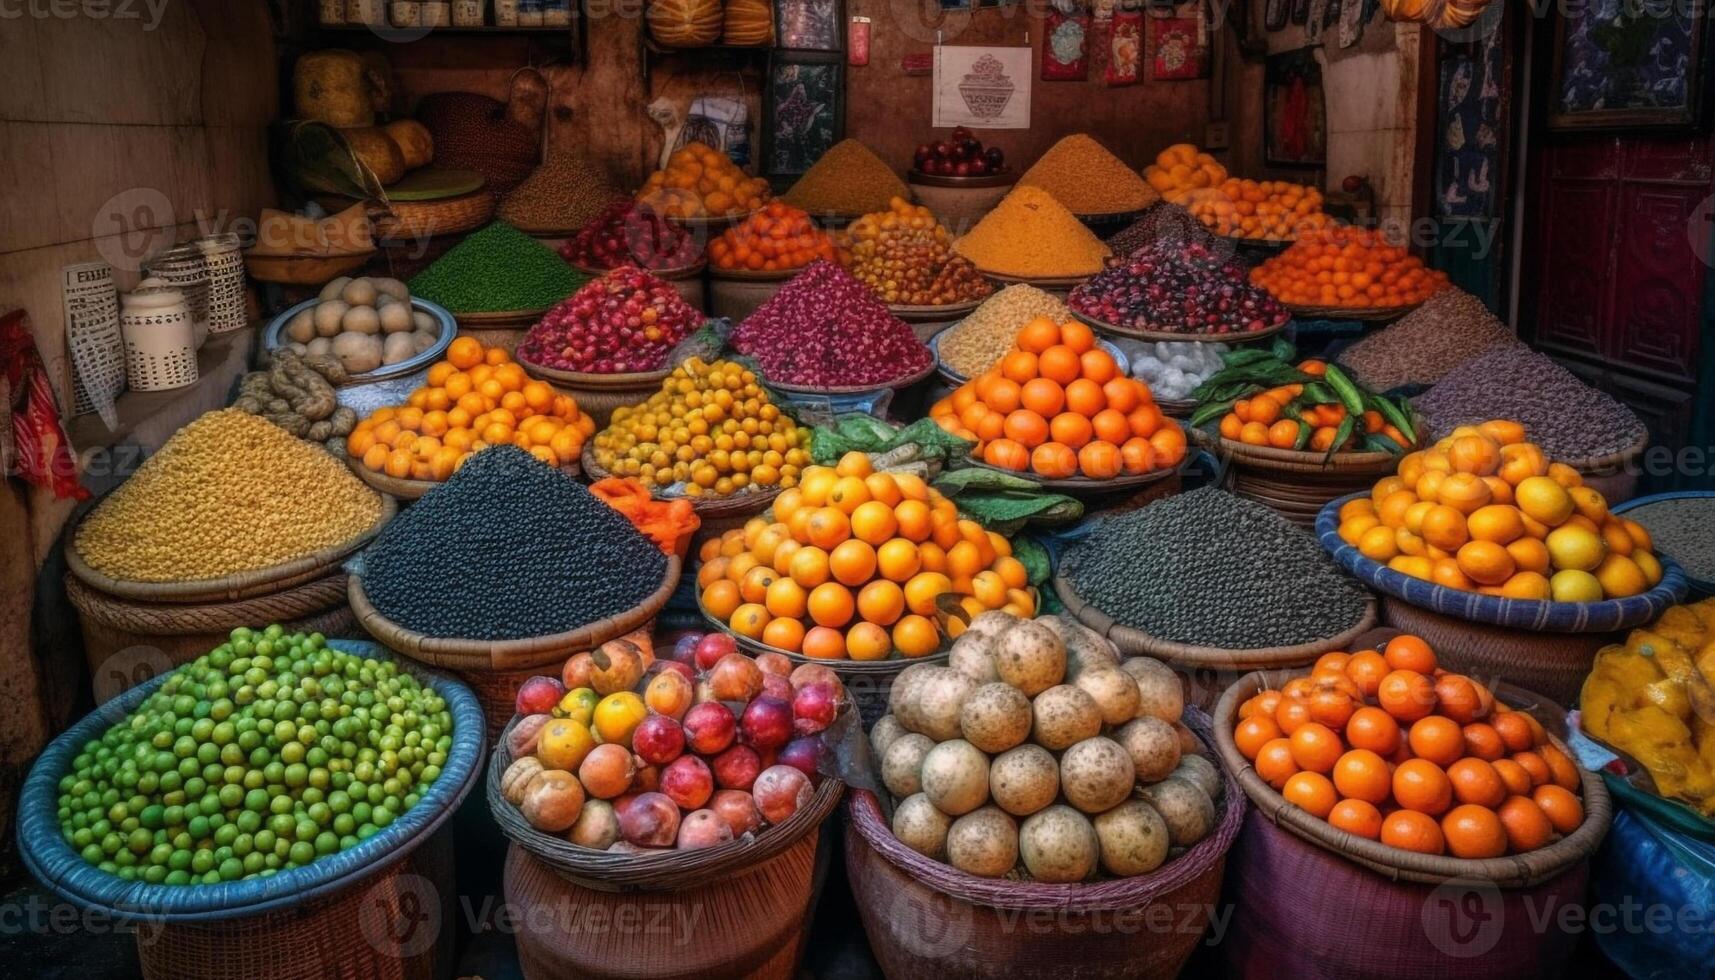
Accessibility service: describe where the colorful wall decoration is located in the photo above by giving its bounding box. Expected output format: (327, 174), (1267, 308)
(1264, 48), (1327, 166)
(1549, 0), (1712, 131)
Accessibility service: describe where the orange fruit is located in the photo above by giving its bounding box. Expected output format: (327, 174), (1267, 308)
(1492, 759), (1534, 797)
(788, 546), (831, 589)
(894, 500), (932, 542)
(1512, 750), (1552, 789)
(1234, 715), (1284, 760)
(728, 602), (770, 639)
(702, 580), (742, 621)
(1461, 723), (1506, 761)
(1456, 540), (1516, 586)
(764, 577), (808, 620)
(1281, 771), (1338, 819)
(903, 571), (953, 616)
(1254, 738), (1299, 789)
(850, 500), (899, 546)
(1381, 810), (1446, 854)
(1275, 698), (1314, 736)
(1308, 687), (1359, 729)
(1020, 378), (1065, 418)
(1491, 712), (1535, 753)
(1407, 716), (1465, 767)
(1000, 350), (1039, 384)
(1288, 723), (1343, 774)
(807, 583), (855, 628)
(805, 507), (851, 549)
(876, 538), (923, 583)
(1447, 757), (1507, 808)
(1037, 345), (1082, 385)
(828, 476), (872, 514)
(1049, 412), (1094, 449)
(1496, 795), (1554, 852)
(845, 622), (890, 661)
(1433, 674), (1486, 725)
(739, 565), (779, 604)
(446, 336), (484, 370)
(856, 579), (906, 626)
(892, 614), (942, 657)
(1383, 635), (1438, 673)
(1345, 650), (1391, 697)
(829, 539), (877, 587)
(801, 626), (847, 660)
(1539, 744), (1581, 792)
(1328, 798), (1384, 840)
(1376, 669), (1435, 722)
(1331, 749), (1391, 804)
(1441, 804), (1507, 858)
(762, 616), (806, 652)
(1466, 504), (1525, 544)
(1060, 320), (1096, 354)
(1240, 691), (1285, 721)
(1392, 759), (1453, 815)
(1345, 706), (1401, 755)
(1016, 318), (1061, 354)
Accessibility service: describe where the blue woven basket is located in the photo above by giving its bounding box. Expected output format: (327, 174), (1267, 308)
(1316, 492), (1688, 633)
(1611, 491), (1715, 598)
(16, 639), (486, 922)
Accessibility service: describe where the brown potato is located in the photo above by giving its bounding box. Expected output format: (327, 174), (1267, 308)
(1058, 737), (1135, 813)
(947, 805), (1019, 878)
(1030, 684), (1102, 750)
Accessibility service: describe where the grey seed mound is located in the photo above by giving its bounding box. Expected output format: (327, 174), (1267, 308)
(1337, 288), (1521, 392)
(1618, 497), (1715, 581)
(1060, 487), (1370, 649)
(1413, 345), (1647, 459)
(1103, 203), (1215, 259)
(361, 445), (668, 640)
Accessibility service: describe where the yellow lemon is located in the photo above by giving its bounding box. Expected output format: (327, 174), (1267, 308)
(1633, 549), (1664, 586)
(1545, 525), (1606, 572)
(1515, 476), (1574, 527)
(1568, 486), (1609, 523)
(1549, 569), (1604, 603)
(1359, 525), (1400, 562)
(1499, 571), (1552, 600)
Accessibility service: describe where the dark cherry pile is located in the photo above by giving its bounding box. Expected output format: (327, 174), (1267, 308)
(517, 266), (705, 374)
(733, 260), (933, 388)
(559, 200), (703, 271)
(913, 126), (1006, 178)
(1069, 240), (1289, 337)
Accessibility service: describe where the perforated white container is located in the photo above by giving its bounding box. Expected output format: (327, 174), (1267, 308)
(119, 279), (198, 392)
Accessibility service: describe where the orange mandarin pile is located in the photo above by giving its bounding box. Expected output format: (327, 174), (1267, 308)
(1251, 227), (1449, 309)
(1233, 635), (1586, 858)
(636, 142), (772, 221)
(708, 201), (844, 273)
(1144, 145), (1327, 241)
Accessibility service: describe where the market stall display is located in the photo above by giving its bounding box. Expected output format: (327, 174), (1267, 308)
(842, 197), (993, 312)
(407, 221), (586, 327)
(499, 154), (625, 236)
(933, 284), (1070, 381)
(1610, 492), (1715, 596)
(696, 455), (1034, 662)
(1251, 227), (1449, 315)
(708, 202), (846, 273)
(732, 260), (934, 391)
(911, 128), (1009, 179)
(930, 317), (1185, 484)
(516, 266), (705, 377)
(559, 199), (704, 272)
(780, 138), (910, 219)
(1017, 133), (1158, 218)
(1335, 287), (1522, 392)
(1144, 144), (1328, 242)
(1069, 238), (1290, 340)
(265, 275), (450, 380)
(953, 185), (1112, 282)
(636, 142), (771, 224)
(347, 338), (592, 496)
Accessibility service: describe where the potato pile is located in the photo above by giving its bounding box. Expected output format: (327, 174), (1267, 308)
(874, 613), (1220, 881)
(275, 276), (444, 376)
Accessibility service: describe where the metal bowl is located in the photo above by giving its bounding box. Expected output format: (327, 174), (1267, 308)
(261, 297), (458, 386)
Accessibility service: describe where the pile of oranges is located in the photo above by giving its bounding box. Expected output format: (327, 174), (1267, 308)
(1143, 145), (1328, 241)
(929, 317), (1185, 480)
(1143, 143), (1230, 194)
(348, 337), (591, 482)
(1251, 227), (1449, 309)
(708, 202), (845, 273)
(1216, 360), (1413, 453)
(696, 454), (1034, 660)
(1338, 420), (1662, 601)
(1232, 634), (1586, 858)
(636, 143), (772, 221)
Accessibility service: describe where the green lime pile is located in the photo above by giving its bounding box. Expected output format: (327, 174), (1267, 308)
(407, 221), (586, 313)
(56, 627), (453, 885)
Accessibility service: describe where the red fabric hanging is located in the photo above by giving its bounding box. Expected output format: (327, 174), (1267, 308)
(0, 309), (89, 501)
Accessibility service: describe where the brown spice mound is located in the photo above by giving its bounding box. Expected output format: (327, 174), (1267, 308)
(782, 139), (910, 217)
(501, 155), (626, 234)
(1018, 134), (1159, 215)
(1336, 288), (1521, 391)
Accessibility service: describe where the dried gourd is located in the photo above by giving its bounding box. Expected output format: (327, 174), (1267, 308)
(293, 50), (376, 128)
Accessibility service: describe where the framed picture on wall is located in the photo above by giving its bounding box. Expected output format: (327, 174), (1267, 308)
(1548, 0), (1713, 131)
(776, 0), (842, 51)
(1147, 6), (1210, 80)
(764, 53), (844, 177)
(1263, 48), (1326, 166)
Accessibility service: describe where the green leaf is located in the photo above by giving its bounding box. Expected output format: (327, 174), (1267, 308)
(1270, 336), (1298, 363)
(1324, 415), (1358, 463)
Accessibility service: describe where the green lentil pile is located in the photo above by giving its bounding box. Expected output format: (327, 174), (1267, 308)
(74, 410), (384, 583)
(407, 221), (586, 313)
(57, 627), (452, 885)
(1614, 497), (1715, 582)
(359, 445), (667, 640)
(1337, 288), (1521, 392)
(937, 284), (1069, 378)
(1060, 487), (1371, 649)
(499, 155), (626, 234)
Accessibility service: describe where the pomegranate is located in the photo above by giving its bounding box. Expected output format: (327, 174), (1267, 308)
(516, 265), (704, 374)
(740, 695), (793, 752)
(791, 681), (841, 735)
(560, 199), (702, 271)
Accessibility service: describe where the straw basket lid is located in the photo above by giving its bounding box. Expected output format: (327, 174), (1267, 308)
(16, 639), (484, 921)
(581, 446), (781, 521)
(1212, 668), (1612, 888)
(347, 553), (681, 673)
(487, 715), (844, 892)
(1317, 492), (1688, 632)
(1054, 570), (1379, 671)
(65, 493), (397, 605)
(845, 707), (1245, 912)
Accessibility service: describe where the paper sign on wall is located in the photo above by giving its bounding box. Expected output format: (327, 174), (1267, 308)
(932, 45), (1032, 129)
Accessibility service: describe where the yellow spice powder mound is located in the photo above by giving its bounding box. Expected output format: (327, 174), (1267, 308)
(1018, 134), (1159, 215)
(952, 185), (1112, 278)
(781, 139), (910, 217)
(75, 409), (385, 582)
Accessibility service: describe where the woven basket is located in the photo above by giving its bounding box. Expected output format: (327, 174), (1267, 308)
(487, 715), (844, 892)
(505, 834), (819, 980)
(582, 447), (781, 529)
(243, 251), (374, 286)
(1612, 491), (1715, 598)
(17, 640), (483, 979)
(1070, 309), (1288, 346)
(1562, 430), (1649, 505)
(845, 710), (1244, 980)
(1316, 491), (1688, 633)
(708, 273), (791, 322)
(1055, 570), (1379, 711)
(347, 554), (680, 672)
(65, 571), (357, 701)
(1196, 428), (1412, 528)
(1378, 598), (1612, 707)
(1212, 667), (1612, 887)
(373, 190), (496, 242)
(516, 352), (671, 428)
(345, 455), (579, 502)
(65, 494), (396, 604)
(1281, 300), (1421, 321)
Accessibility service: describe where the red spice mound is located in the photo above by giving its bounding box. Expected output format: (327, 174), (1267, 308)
(518, 266), (704, 374)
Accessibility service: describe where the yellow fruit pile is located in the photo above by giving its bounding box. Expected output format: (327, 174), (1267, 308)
(1338, 420), (1662, 601)
(348, 337), (591, 482)
(636, 142), (772, 221)
(1145, 144), (1327, 241)
(697, 453), (1034, 660)
(592, 357), (811, 497)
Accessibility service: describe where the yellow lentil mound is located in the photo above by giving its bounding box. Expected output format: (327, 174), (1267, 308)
(952, 185), (1111, 278)
(781, 139), (910, 217)
(75, 409), (385, 582)
(938, 284), (1069, 378)
(1018, 134), (1159, 215)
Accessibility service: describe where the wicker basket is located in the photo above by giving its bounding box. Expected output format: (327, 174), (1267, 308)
(65, 571), (357, 702)
(1378, 598), (1612, 707)
(17, 640), (484, 979)
(1055, 570), (1379, 711)
(708, 269), (793, 322)
(845, 710), (1244, 980)
(373, 190), (496, 242)
(1196, 429), (1412, 527)
(65, 494), (396, 604)
(243, 251), (374, 286)
(582, 447), (780, 533)
(516, 355), (671, 429)
(1212, 667), (1612, 887)
(1563, 430), (1649, 505)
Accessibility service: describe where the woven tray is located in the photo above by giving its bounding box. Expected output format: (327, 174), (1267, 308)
(243, 252), (373, 286)
(709, 265), (801, 282)
(348, 555), (680, 672)
(887, 297), (986, 323)
(1316, 492), (1689, 632)
(65, 494), (396, 605)
(1070, 309), (1288, 345)
(1193, 427), (1412, 475)
(765, 358), (937, 396)
(1212, 667), (1613, 888)
(487, 714), (844, 892)
(568, 259), (707, 282)
(374, 190), (495, 242)
(980, 271), (1092, 289)
(581, 447), (781, 521)
(17, 639), (484, 921)
(515, 355), (672, 391)
(907, 169), (1018, 189)
(1054, 570), (1379, 671)
(1281, 300), (1420, 321)
(453, 308), (547, 328)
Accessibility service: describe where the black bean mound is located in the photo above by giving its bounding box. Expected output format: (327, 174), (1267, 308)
(1060, 487), (1370, 649)
(360, 446), (668, 640)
